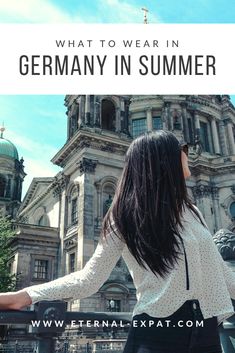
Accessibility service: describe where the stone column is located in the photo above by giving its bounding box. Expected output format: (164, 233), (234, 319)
(80, 95), (85, 127)
(116, 107), (121, 132)
(192, 184), (215, 232)
(78, 96), (83, 127)
(124, 99), (130, 134)
(182, 105), (190, 142)
(192, 185), (206, 215)
(192, 184), (208, 217)
(195, 113), (200, 130)
(120, 99), (125, 133)
(77, 158), (97, 270)
(94, 96), (101, 127)
(90, 95), (94, 126)
(146, 108), (152, 131)
(57, 189), (66, 277)
(95, 182), (102, 228)
(179, 111), (183, 132)
(227, 121), (235, 155)
(211, 118), (220, 154)
(85, 95), (91, 126)
(162, 104), (168, 130)
(211, 186), (222, 230)
(207, 120), (213, 154)
(194, 113), (200, 146)
(168, 105), (173, 131)
(218, 120), (228, 156)
(68, 103), (78, 138)
(66, 111), (70, 140)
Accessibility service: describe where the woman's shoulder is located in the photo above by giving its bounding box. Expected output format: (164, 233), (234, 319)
(101, 217), (126, 247)
(182, 203), (202, 223)
(184, 203), (210, 231)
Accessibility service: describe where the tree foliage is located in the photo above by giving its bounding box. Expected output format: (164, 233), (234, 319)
(0, 216), (17, 292)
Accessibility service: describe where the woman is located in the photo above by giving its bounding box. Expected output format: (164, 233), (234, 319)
(0, 130), (234, 353)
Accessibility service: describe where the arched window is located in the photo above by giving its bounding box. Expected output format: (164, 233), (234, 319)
(230, 202), (235, 219)
(71, 198), (78, 224)
(101, 99), (116, 131)
(102, 184), (115, 217)
(132, 118), (147, 138)
(69, 252), (76, 273)
(172, 110), (181, 130)
(69, 185), (79, 226)
(38, 214), (50, 227)
(152, 116), (163, 130)
(107, 298), (121, 312)
(187, 117), (194, 144)
(95, 177), (118, 228)
(200, 121), (210, 152)
(102, 283), (130, 312)
(0, 175), (6, 197)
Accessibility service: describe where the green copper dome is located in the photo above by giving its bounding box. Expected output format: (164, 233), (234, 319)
(0, 137), (19, 160)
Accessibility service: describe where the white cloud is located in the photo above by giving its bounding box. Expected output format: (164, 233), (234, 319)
(6, 129), (58, 157)
(22, 157), (60, 197)
(0, 0), (81, 23)
(36, 108), (66, 120)
(0, 0), (161, 24)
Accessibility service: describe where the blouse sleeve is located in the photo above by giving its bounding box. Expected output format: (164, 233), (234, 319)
(24, 228), (126, 304)
(193, 204), (235, 299)
(214, 248), (235, 300)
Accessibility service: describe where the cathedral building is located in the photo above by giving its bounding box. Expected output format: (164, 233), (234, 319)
(4, 95), (235, 319)
(0, 126), (26, 218)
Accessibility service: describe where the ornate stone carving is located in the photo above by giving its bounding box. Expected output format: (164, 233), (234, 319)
(223, 118), (233, 126)
(224, 157), (232, 163)
(192, 185), (211, 198)
(231, 185), (235, 194)
(79, 158), (97, 174)
(100, 143), (114, 153)
(16, 214), (29, 224)
(52, 173), (69, 197)
(220, 194), (235, 217)
(64, 238), (77, 249)
(192, 185), (219, 199)
(80, 141), (91, 148)
(213, 228), (235, 261)
(211, 186), (219, 199)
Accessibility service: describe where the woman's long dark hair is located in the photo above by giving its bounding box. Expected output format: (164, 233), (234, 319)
(102, 130), (205, 279)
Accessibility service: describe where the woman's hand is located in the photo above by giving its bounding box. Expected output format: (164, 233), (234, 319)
(0, 290), (32, 310)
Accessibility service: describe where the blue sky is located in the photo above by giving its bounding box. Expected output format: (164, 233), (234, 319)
(0, 0), (234, 23)
(0, 95), (66, 196)
(0, 1), (234, 197)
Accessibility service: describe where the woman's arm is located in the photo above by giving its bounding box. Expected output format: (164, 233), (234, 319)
(0, 290), (32, 310)
(0, 228), (125, 308)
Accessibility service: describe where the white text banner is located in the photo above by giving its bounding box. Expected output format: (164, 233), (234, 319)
(0, 24), (234, 94)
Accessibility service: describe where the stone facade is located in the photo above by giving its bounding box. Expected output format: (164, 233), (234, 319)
(10, 95), (235, 320)
(129, 95), (235, 233)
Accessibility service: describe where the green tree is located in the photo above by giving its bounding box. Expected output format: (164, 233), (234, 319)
(0, 216), (17, 292)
